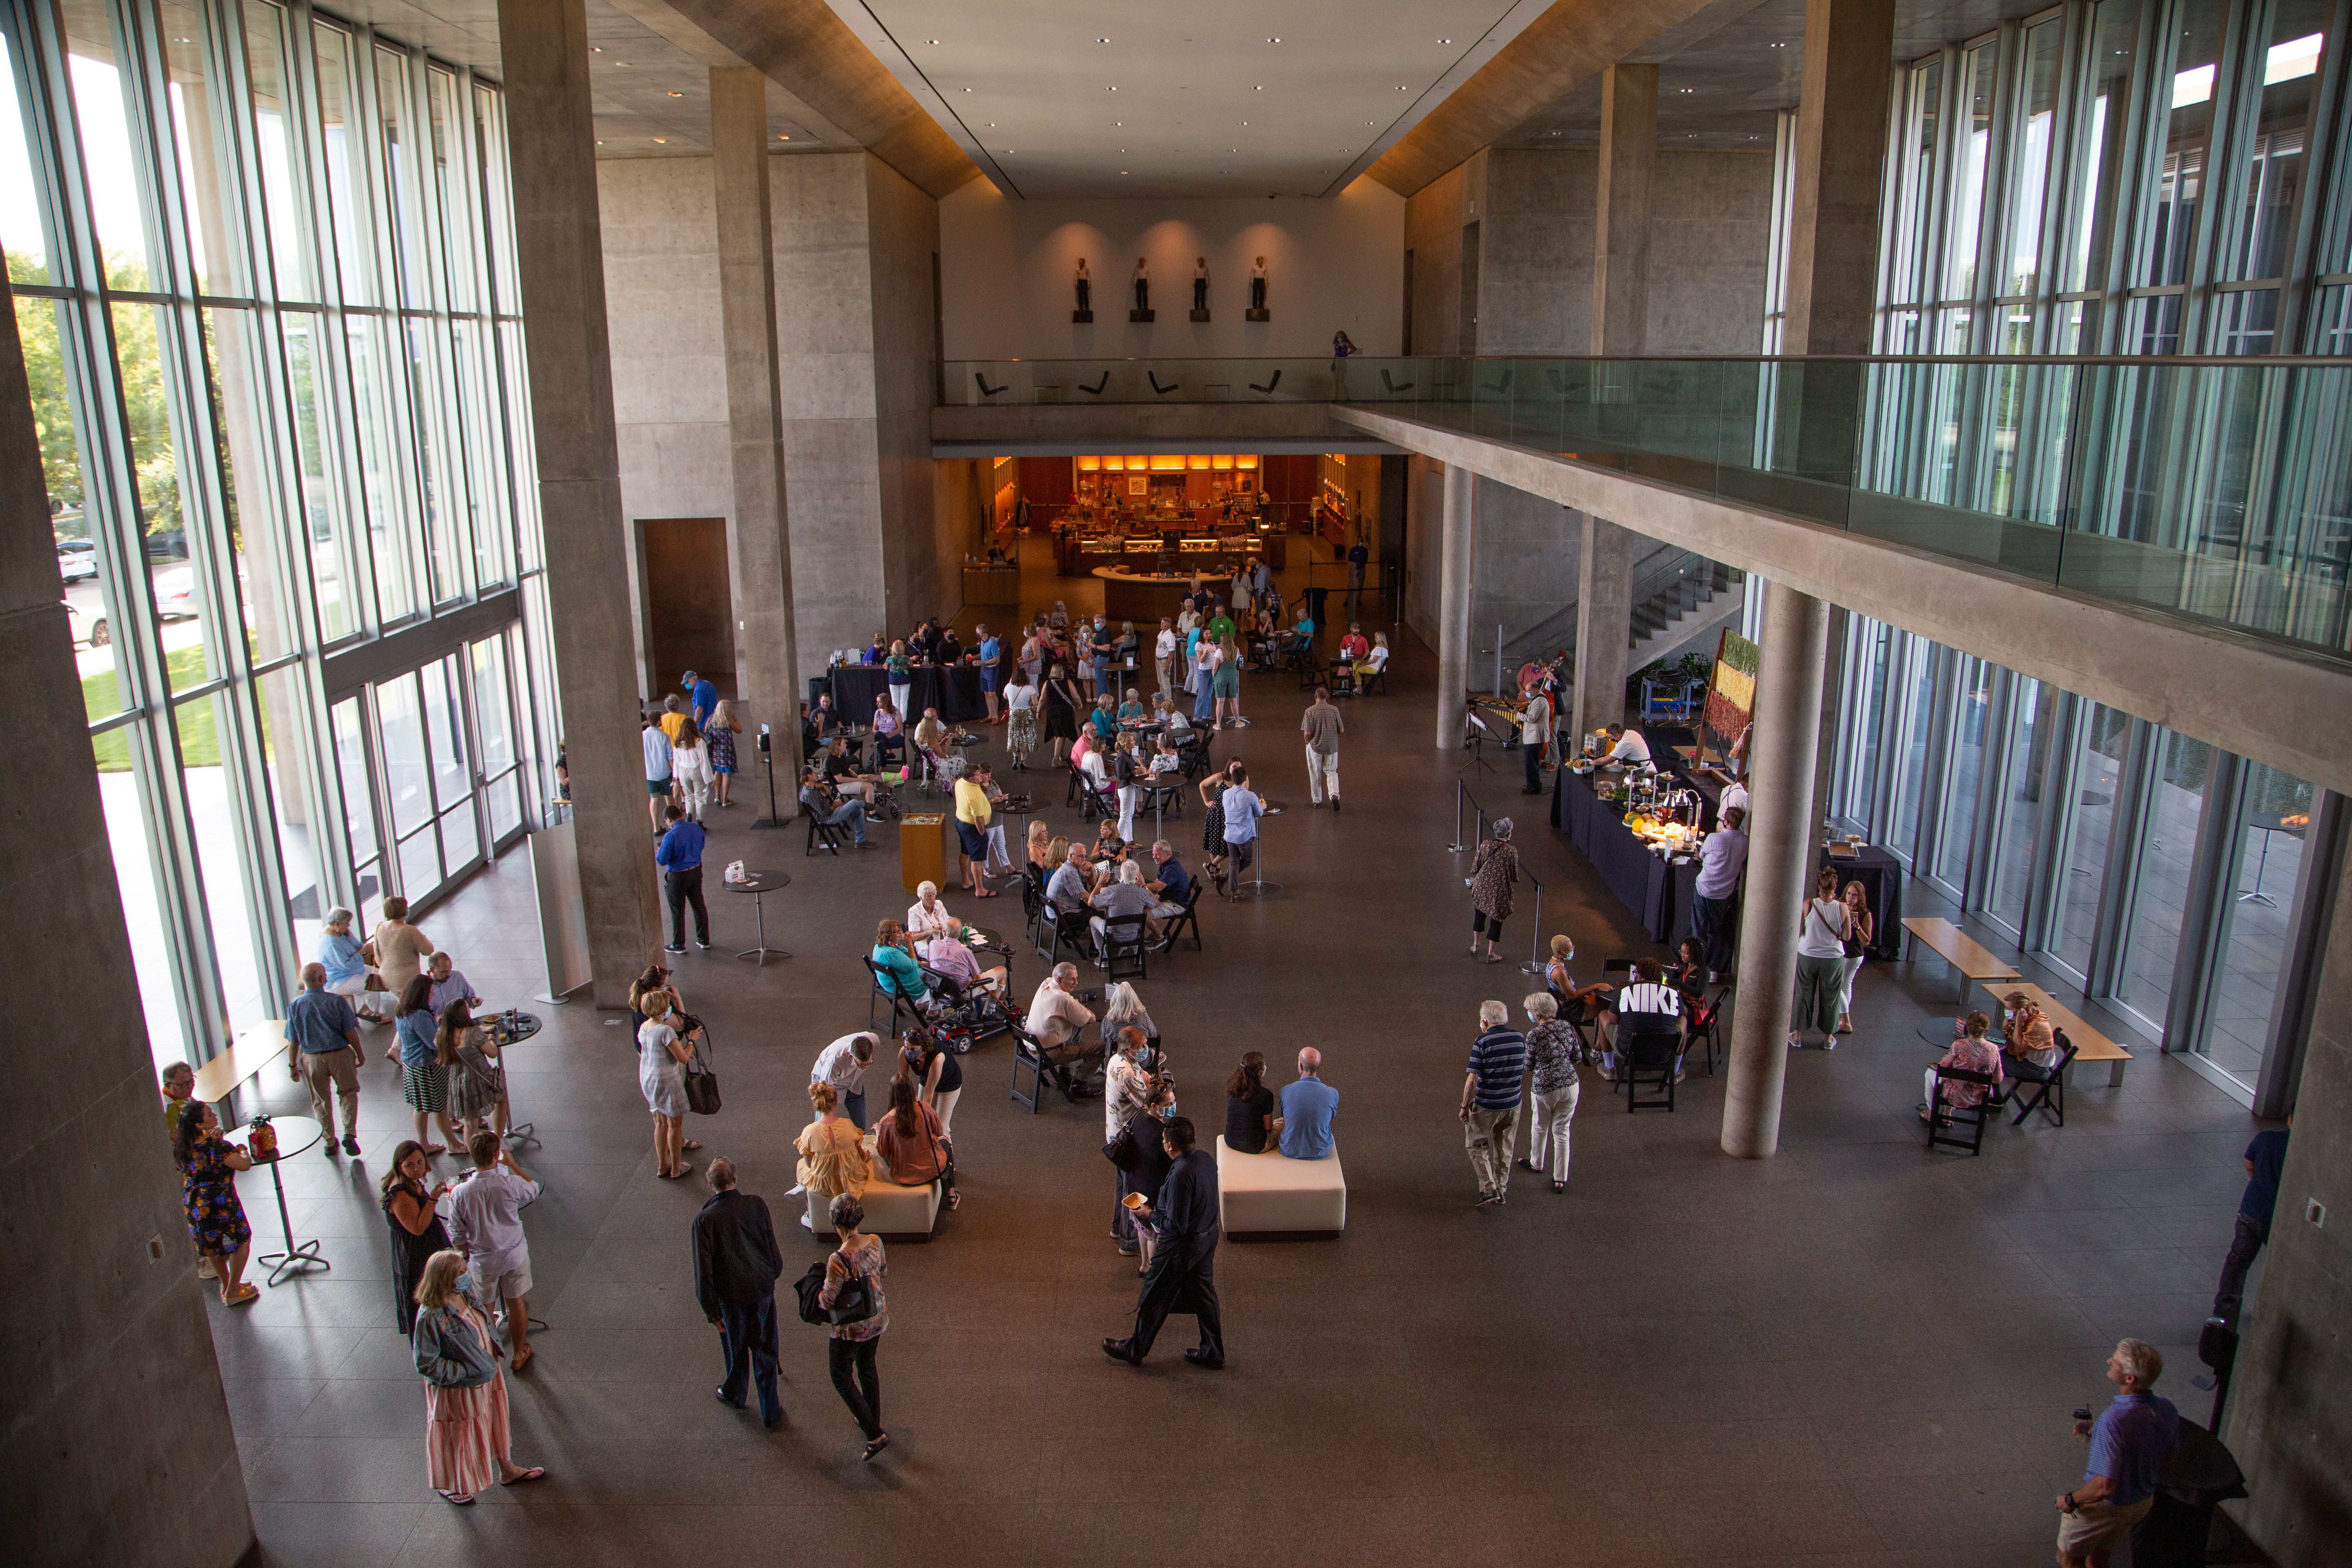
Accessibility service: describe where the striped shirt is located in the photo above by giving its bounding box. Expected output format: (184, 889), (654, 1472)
(1466, 1026), (1528, 1111)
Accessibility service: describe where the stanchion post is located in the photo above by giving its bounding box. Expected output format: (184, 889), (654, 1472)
(1522, 878), (1546, 976)
(1446, 778), (1474, 852)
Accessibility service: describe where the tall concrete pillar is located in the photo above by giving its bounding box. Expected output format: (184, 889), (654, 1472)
(1721, 579), (1831, 1159)
(1781, 0), (1895, 356)
(1571, 515), (1635, 747)
(2225, 836), (2350, 1568)
(497, 0), (660, 1004)
(710, 66), (800, 810)
(1592, 63), (1656, 356)
(2, 280), (253, 1566)
(1435, 462), (1475, 749)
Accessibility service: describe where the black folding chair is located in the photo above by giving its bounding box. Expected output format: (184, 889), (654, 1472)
(864, 956), (923, 1033)
(1684, 984), (1731, 1077)
(1007, 1015), (1049, 1113)
(1925, 1066), (2000, 1154)
(1101, 912), (1149, 982)
(2004, 1031), (2079, 1126)
(806, 813), (845, 856)
(1154, 880), (1205, 953)
(1617, 1027), (1680, 1112)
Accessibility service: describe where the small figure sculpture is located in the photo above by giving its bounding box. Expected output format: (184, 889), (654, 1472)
(1132, 256), (1150, 315)
(1193, 257), (1209, 313)
(1074, 257), (1091, 317)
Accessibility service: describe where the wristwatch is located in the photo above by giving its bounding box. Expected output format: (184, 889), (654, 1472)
(2060, 1493), (2078, 1513)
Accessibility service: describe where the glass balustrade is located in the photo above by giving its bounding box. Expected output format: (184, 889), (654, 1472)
(944, 354), (2352, 664)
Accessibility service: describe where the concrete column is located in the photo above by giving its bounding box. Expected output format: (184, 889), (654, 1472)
(710, 67), (800, 810)
(1435, 462), (1475, 749)
(1592, 63), (1656, 356)
(2223, 835), (2349, 1568)
(497, 0), (660, 1004)
(1721, 579), (1831, 1159)
(2, 279), (254, 1566)
(1781, 0), (1895, 356)
(1571, 514), (1635, 746)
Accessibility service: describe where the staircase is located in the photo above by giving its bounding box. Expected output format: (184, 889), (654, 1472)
(1493, 551), (1744, 693)
(1627, 553), (1745, 672)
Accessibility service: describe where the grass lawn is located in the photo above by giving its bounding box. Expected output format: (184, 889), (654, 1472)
(86, 644), (222, 771)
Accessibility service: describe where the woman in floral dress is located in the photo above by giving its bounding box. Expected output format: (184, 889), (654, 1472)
(174, 1101), (258, 1305)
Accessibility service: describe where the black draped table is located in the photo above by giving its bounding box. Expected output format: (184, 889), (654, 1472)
(814, 665), (989, 725)
(1550, 767), (1700, 945)
(1820, 842), (1904, 960)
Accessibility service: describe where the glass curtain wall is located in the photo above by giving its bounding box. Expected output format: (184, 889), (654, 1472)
(1876, 0), (2346, 356)
(3, 0), (556, 1071)
(1826, 606), (2332, 1099)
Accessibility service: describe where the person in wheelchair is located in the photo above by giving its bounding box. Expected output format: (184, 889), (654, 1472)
(922, 927), (1007, 1003)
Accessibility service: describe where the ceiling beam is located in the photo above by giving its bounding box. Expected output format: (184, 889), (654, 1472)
(650, 0), (982, 197)
(1366, 0), (1727, 196)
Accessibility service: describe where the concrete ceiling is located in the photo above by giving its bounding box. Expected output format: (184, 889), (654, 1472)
(327, 0), (839, 157)
(824, 0), (1559, 199)
(1496, 0), (2065, 149)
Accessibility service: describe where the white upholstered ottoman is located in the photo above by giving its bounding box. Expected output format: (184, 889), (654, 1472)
(1215, 1136), (1346, 1238)
(806, 1173), (941, 1241)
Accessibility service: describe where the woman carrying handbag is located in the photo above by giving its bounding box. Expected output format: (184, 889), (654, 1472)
(1791, 866), (1851, 1051)
(815, 1194), (892, 1462)
(410, 1250), (545, 1505)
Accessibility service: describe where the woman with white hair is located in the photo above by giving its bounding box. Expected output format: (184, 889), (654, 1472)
(317, 908), (381, 1022)
(1520, 992), (1588, 1193)
(1100, 980), (1157, 1047)
(1469, 817), (1519, 964)
(906, 882), (960, 943)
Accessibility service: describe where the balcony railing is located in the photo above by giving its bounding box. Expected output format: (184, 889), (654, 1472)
(945, 354), (2352, 665)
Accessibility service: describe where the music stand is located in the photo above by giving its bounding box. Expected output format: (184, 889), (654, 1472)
(1461, 704), (1506, 777)
(1231, 801), (1286, 899)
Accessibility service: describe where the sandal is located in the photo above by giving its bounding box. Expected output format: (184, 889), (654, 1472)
(682, 1139), (703, 1151)
(501, 1466), (546, 1486)
(946, 1189), (961, 1211)
(1486, 954), (1507, 964)
(221, 1283), (261, 1306)
(421, 1143), (448, 1156)
(440, 1491), (477, 1506)
(510, 1348), (534, 1374)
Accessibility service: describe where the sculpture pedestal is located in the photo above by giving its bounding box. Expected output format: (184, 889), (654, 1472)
(1189, 309), (1211, 322)
(1245, 307), (1270, 322)
(1072, 310), (1093, 323)
(1130, 309), (1155, 322)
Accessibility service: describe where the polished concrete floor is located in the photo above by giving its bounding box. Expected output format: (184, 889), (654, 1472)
(212, 624), (2269, 1568)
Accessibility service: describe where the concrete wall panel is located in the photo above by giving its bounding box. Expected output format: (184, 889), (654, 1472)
(941, 182), (1406, 361)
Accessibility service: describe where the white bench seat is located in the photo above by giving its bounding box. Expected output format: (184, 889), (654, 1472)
(806, 1158), (942, 1241)
(1215, 1136), (1345, 1238)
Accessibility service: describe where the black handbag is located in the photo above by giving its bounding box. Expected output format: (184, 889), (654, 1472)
(683, 1034), (721, 1116)
(824, 1250), (875, 1327)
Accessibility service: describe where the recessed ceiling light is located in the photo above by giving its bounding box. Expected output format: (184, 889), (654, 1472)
(667, 91), (683, 97)
(1395, 84), (1408, 89)
(963, 87), (971, 92)
(1239, 121), (1247, 126)
(1679, 87), (1695, 93)
(926, 38), (937, 44)
(590, 46), (601, 52)
(1254, 85), (1263, 90)
(1114, 121), (1121, 126)
(1097, 37), (1110, 43)
(1107, 85), (1117, 91)
(1439, 37), (1452, 43)
(1768, 41), (1786, 48)
(596, 138), (604, 145)
(1267, 37), (1281, 43)
(779, 134), (790, 140)
(653, 137), (666, 143)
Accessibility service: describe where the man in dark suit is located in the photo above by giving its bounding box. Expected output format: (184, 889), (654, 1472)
(1102, 1116), (1225, 1369)
(693, 1158), (786, 1426)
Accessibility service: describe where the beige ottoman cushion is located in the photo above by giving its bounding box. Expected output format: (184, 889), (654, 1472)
(1215, 1136), (1346, 1236)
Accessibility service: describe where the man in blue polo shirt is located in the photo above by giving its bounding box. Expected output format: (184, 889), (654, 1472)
(285, 962), (365, 1156)
(655, 804), (709, 954)
(1277, 1047), (1338, 1159)
(2055, 1338), (2179, 1567)
(684, 669), (717, 729)
(2212, 1115), (2292, 1327)
(1459, 999), (1527, 1205)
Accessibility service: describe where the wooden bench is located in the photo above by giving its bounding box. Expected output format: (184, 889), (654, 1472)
(1983, 982), (2135, 1089)
(188, 1021), (291, 1118)
(1901, 917), (2020, 996)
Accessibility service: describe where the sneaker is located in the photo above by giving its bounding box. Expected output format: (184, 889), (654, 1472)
(342, 1136), (361, 1156)
(694, 939), (710, 950)
(323, 1140), (337, 1158)
(665, 944), (686, 954)
(1822, 1039), (1837, 1051)
(1475, 1188), (1501, 1207)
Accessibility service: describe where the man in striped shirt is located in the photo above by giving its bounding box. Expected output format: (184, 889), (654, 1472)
(1459, 1000), (1528, 1206)
(1601, 957), (1686, 1082)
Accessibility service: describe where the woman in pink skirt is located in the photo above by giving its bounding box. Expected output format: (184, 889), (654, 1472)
(410, 1250), (546, 1504)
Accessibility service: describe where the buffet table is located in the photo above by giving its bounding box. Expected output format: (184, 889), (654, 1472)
(815, 665), (988, 724)
(1551, 767), (1702, 945)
